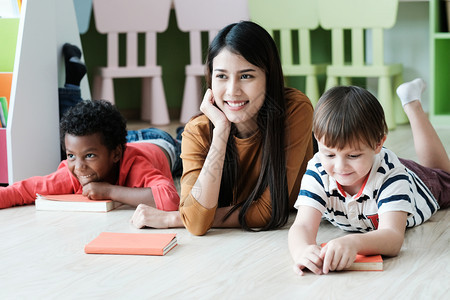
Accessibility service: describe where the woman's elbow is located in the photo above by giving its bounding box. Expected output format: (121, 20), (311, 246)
(179, 210), (212, 236)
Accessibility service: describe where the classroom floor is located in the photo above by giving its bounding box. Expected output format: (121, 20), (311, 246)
(2, 118), (448, 299)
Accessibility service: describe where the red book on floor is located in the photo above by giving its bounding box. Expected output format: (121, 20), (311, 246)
(85, 232), (178, 256)
(321, 243), (383, 271)
(35, 194), (121, 212)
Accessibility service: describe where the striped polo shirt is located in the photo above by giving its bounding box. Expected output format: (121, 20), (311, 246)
(294, 148), (439, 232)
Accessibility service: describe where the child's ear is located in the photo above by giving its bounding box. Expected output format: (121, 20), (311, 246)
(375, 135), (387, 154)
(112, 145), (123, 163)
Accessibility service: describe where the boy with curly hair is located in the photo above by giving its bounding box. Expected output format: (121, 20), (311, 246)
(0, 100), (180, 211)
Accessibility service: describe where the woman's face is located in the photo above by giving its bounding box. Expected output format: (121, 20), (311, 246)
(211, 49), (266, 137)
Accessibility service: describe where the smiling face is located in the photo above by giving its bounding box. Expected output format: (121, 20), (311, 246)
(211, 49), (266, 137)
(317, 137), (385, 196)
(64, 133), (122, 186)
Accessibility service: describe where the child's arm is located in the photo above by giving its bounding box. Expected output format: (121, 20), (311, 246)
(82, 182), (157, 207)
(321, 210), (408, 274)
(130, 204), (241, 229)
(288, 205), (324, 275)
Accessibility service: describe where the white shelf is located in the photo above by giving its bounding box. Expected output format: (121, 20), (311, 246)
(6, 0), (90, 183)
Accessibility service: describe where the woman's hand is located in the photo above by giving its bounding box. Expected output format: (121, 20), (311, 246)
(200, 89), (230, 132)
(130, 204), (182, 229)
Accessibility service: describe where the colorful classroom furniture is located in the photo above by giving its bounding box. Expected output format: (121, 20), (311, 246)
(4, 0), (87, 184)
(91, 0), (171, 125)
(0, 18), (20, 72)
(0, 73), (13, 108)
(0, 19), (19, 184)
(0, 128), (7, 183)
(174, 0), (249, 123)
(318, 0), (404, 129)
(248, 0), (327, 106)
(429, 0), (450, 126)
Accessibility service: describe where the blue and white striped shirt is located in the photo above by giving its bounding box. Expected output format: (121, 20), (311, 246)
(294, 148), (439, 232)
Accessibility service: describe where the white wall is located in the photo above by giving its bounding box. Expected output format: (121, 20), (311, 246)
(368, 1), (430, 111)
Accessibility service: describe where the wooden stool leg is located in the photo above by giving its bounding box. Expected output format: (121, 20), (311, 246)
(393, 73), (408, 125)
(325, 75), (338, 92)
(341, 77), (352, 86)
(101, 77), (115, 105)
(180, 75), (202, 124)
(306, 75), (319, 106)
(92, 75), (103, 101)
(141, 77), (152, 121)
(378, 76), (395, 130)
(150, 76), (170, 125)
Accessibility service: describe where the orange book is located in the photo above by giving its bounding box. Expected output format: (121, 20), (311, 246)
(347, 253), (383, 271)
(0, 73), (13, 107)
(35, 194), (122, 212)
(321, 243), (383, 271)
(85, 232), (178, 256)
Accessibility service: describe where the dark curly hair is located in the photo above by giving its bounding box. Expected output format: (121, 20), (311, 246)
(60, 100), (127, 153)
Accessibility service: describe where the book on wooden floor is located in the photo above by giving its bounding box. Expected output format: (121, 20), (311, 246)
(347, 253), (383, 271)
(35, 194), (122, 212)
(84, 232), (178, 256)
(321, 243), (383, 271)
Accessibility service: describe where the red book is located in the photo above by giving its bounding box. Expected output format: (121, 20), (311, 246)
(321, 243), (383, 271)
(85, 232), (178, 256)
(35, 194), (121, 212)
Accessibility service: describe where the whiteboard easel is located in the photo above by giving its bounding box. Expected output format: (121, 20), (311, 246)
(7, 0), (90, 183)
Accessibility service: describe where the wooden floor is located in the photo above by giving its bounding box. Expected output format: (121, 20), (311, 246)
(1, 120), (448, 299)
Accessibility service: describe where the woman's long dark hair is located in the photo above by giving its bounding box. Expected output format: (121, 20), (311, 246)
(205, 21), (289, 231)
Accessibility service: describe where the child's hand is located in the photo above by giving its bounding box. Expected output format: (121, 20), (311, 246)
(320, 238), (358, 274)
(82, 182), (112, 200)
(200, 89), (230, 131)
(292, 244), (323, 276)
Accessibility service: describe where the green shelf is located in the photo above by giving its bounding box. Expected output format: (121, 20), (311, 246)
(430, 0), (450, 126)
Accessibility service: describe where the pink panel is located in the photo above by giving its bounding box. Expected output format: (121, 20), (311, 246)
(0, 129), (8, 183)
(174, 0), (249, 32)
(93, 0), (172, 33)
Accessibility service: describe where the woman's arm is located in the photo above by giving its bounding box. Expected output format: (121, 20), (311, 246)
(179, 89), (232, 235)
(321, 211), (408, 274)
(130, 204), (240, 229)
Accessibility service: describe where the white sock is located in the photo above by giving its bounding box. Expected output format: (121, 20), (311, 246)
(396, 78), (426, 107)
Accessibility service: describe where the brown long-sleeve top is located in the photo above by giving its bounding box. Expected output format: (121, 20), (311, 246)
(179, 88), (314, 235)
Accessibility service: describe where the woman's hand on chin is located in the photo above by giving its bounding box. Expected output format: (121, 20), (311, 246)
(200, 89), (230, 132)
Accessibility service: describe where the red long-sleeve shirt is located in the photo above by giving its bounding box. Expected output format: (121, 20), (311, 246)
(0, 143), (179, 211)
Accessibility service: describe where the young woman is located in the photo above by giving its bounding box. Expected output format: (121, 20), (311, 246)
(131, 21), (314, 235)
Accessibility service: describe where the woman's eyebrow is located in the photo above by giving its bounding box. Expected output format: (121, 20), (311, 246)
(213, 68), (257, 73)
(238, 68), (256, 73)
